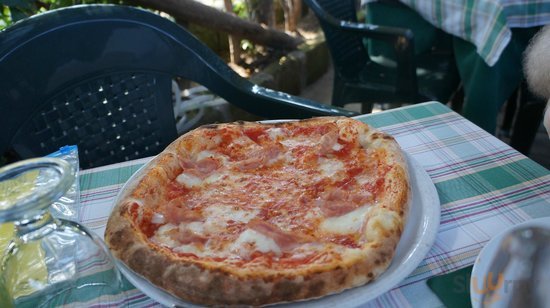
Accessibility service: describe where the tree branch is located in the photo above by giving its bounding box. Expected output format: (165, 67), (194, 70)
(126, 0), (303, 49)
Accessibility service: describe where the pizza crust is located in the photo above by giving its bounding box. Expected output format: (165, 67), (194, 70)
(105, 116), (410, 305)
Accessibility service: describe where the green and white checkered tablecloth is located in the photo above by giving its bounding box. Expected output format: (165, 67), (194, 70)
(78, 102), (550, 307)
(364, 0), (550, 66)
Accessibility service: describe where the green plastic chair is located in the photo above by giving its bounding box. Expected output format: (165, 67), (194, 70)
(0, 4), (356, 169)
(304, 0), (460, 113)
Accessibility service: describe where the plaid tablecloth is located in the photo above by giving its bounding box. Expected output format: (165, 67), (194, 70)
(79, 101), (550, 307)
(363, 0), (550, 66)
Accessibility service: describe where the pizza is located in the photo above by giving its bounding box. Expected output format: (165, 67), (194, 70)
(105, 116), (410, 305)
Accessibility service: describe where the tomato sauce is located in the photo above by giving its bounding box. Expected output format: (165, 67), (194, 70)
(244, 127), (265, 143)
(139, 210), (158, 238)
(166, 181), (190, 200)
(291, 123), (333, 137)
(333, 141), (355, 159)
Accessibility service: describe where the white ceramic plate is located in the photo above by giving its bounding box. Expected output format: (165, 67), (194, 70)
(470, 217), (550, 307)
(113, 153), (440, 307)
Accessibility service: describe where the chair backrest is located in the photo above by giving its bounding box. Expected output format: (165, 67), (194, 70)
(0, 4), (355, 168)
(304, 0), (369, 77)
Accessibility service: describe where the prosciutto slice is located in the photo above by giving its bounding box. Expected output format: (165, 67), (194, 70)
(317, 190), (372, 217)
(248, 219), (302, 251)
(236, 144), (282, 171)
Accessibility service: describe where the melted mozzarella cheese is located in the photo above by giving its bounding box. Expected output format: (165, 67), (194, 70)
(318, 158), (344, 177)
(341, 248), (364, 259)
(176, 172), (202, 188)
(280, 138), (317, 148)
(204, 205), (258, 225)
(185, 221), (205, 234)
(356, 174), (376, 186)
(230, 229), (281, 258)
(196, 150), (228, 164)
(365, 209), (401, 242)
(199, 205), (259, 235)
(337, 120), (358, 142)
(203, 171), (225, 184)
(358, 131), (371, 148)
(195, 150), (216, 161)
(266, 127), (285, 140)
(151, 224), (179, 248)
(320, 205), (371, 234)
(174, 244), (204, 256)
(151, 212), (165, 224)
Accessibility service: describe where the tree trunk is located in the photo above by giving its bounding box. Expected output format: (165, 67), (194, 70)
(247, 0), (275, 27)
(280, 0), (299, 33)
(126, 0), (303, 49)
(223, 0), (242, 63)
(293, 0), (302, 28)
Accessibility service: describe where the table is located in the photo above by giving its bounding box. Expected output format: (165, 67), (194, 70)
(381, 0), (550, 67)
(364, 0), (550, 135)
(78, 102), (550, 307)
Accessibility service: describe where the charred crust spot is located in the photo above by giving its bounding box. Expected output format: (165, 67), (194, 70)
(274, 280), (300, 298)
(128, 247), (149, 269)
(371, 132), (394, 140)
(118, 206), (126, 216)
(307, 280), (326, 296)
(396, 229), (403, 238)
(250, 284), (264, 293)
(374, 259), (381, 265)
(108, 229), (132, 252)
(205, 276), (223, 298)
(367, 272), (374, 278)
(200, 123), (220, 129)
(272, 121), (292, 127)
(338, 274), (347, 285)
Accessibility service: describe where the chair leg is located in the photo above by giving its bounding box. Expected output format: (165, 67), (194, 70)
(500, 87), (520, 138)
(449, 83), (464, 113)
(361, 102), (374, 114)
(510, 84), (545, 155)
(331, 78), (347, 108)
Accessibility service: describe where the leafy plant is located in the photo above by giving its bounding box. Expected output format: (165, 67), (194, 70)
(0, 0), (34, 27)
(0, 0), (120, 30)
(232, 0), (248, 19)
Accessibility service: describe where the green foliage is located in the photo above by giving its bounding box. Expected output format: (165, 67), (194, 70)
(0, 0), (34, 25)
(241, 39), (254, 52)
(232, 1), (248, 19)
(0, 0), (121, 30)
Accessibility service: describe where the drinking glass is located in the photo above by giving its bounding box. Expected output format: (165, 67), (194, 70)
(0, 157), (126, 307)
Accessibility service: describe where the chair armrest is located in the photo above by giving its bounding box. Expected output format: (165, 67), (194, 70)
(339, 22), (417, 98)
(306, 0), (413, 43)
(306, 0), (417, 99)
(247, 85), (360, 119)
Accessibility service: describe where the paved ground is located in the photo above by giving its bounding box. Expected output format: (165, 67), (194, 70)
(300, 63), (550, 170)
